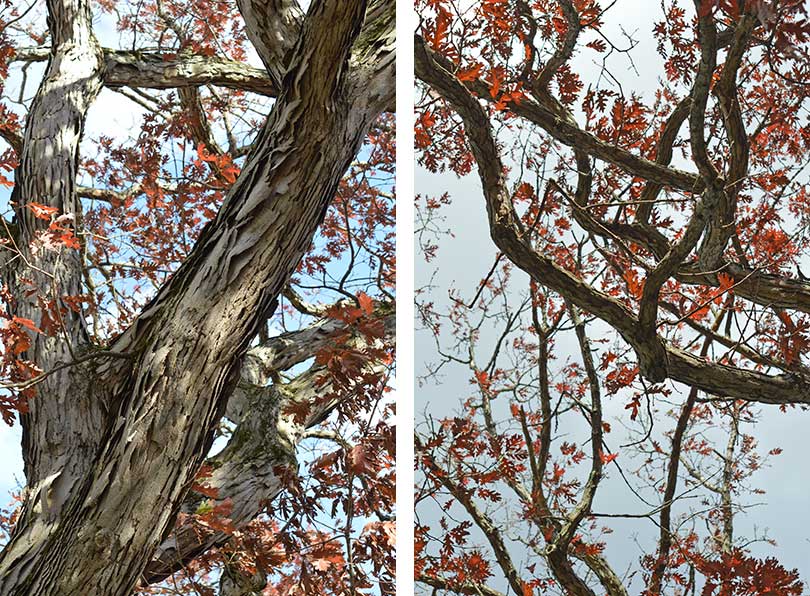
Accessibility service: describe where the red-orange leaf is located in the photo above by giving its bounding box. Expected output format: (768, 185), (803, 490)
(27, 203), (58, 220)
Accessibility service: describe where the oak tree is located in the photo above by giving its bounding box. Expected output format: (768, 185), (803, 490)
(0, 0), (395, 594)
(415, 0), (809, 594)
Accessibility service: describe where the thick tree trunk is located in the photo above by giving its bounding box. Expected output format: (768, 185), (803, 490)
(2, 0), (107, 585)
(13, 0), (104, 485)
(0, 0), (394, 593)
(145, 312), (394, 583)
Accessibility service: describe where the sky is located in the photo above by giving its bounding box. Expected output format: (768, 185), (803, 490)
(0, 7), (156, 505)
(414, 0), (810, 592)
(0, 4), (393, 593)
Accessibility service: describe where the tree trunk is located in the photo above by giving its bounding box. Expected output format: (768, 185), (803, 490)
(0, 0), (393, 593)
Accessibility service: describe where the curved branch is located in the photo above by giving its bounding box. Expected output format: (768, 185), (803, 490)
(415, 32), (810, 409)
(415, 37), (700, 193)
(417, 437), (526, 596)
(532, 0), (580, 93)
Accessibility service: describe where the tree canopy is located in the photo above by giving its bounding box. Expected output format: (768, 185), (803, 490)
(0, 0), (395, 594)
(415, 0), (810, 594)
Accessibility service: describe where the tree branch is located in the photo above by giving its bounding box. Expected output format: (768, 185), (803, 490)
(417, 575), (507, 596)
(12, 46), (279, 96)
(415, 36), (701, 193)
(146, 310), (393, 584)
(417, 437), (526, 596)
(414, 30), (810, 409)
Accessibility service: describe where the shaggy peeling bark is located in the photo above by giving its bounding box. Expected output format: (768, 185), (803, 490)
(8, 0), (105, 554)
(0, 0), (394, 593)
(12, 47), (280, 97)
(146, 311), (395, 583)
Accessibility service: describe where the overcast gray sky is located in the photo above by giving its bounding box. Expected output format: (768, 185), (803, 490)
(414, 1), (810, 592)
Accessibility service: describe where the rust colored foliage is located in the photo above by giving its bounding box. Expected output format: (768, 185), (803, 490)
(416, 0), (809, 595)
(0, 0), (394, 593)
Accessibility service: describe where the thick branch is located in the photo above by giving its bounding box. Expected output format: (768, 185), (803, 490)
(146, 326), (392, 583)
(228, 308), (395, 421)
(415, 37), (700, 193)
(13, 46), (279, 96)
(415, 31), (810, 409)
(235, 0), (303, 86)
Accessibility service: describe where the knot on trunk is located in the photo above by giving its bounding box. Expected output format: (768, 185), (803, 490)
(93, 527), (115, 553)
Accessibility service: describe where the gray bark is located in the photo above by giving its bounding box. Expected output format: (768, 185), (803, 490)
(415, 34), (810, 407)
(145, 311), (394, 583)
(7, 0), (105, 555)
(0, 0), (394, 593)
(12, 47), (279, 97)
